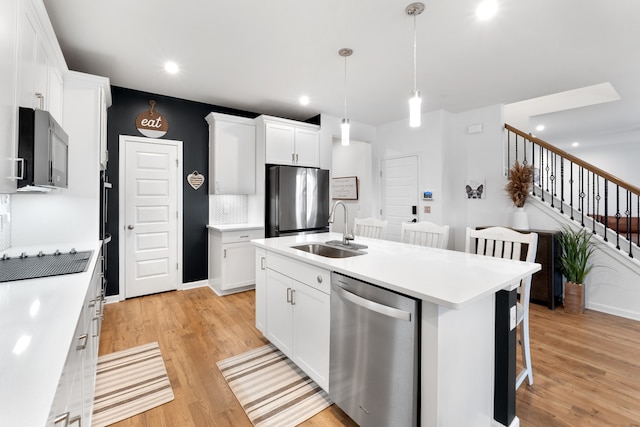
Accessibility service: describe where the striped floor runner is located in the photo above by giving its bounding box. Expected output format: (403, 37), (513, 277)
(92, 342), (174, 427)
(217, 344), (333, 427)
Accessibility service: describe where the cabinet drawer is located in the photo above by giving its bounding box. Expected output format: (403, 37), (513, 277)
(267, 252), (330, 294)
(221, 228), (264, 243)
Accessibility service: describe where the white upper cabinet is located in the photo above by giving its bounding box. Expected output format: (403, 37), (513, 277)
(257, 115), (320, 167)
(17, 0), (67, 123)
(0, 0), (19, 193)
(63, 71), (111, 186)
(206, 112), (256, 195)
(1, 0), (68, 193)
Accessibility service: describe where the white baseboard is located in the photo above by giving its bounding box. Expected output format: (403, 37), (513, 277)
(208, 283), (255, 296)
(104, 295), (120, 305)
(588, 302), (640, 321)
(182, 279), (208, 290)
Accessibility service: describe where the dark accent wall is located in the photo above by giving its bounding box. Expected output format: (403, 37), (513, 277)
(105, 86), (260, 296)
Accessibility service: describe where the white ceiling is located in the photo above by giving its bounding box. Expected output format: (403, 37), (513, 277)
(44, 0), (640, 149)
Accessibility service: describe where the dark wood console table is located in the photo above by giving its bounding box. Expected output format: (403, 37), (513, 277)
(477, 227), (563, 309)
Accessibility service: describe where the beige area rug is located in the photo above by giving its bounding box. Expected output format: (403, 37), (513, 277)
(92, 342), (174, 427)
(217, 344), (333, 427)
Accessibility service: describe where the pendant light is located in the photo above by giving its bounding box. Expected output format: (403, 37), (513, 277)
(339, 48), (353, 146)
(406, 2), (424, 128)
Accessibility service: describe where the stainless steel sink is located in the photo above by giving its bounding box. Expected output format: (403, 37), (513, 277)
(291, 243), (366, 258)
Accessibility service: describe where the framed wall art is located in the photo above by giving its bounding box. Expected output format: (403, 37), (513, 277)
(332, 176), (358, 200)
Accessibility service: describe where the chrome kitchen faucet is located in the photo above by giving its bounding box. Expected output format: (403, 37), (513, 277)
(328, 200), (354, 245)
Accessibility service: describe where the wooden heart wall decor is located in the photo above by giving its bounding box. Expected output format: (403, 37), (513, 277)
(187, 171), (205, 190)
(136, 100), (168, 138)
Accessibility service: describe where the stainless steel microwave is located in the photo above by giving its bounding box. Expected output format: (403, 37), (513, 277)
(17, 107), (69, 191)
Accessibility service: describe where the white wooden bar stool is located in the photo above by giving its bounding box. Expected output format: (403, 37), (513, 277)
(400, 221), (450, 249)
(353, 217), (388, 239)
(464, 226), (538, 389)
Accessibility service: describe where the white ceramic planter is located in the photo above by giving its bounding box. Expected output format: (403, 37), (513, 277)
(512, 207), (530, 230)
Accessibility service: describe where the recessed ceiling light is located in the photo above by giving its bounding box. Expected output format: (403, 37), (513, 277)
(164, 61), (179, 74)
(476, 0), (498, 20)
(299, 95), (310, 106)
(572, 142), (580, 147)
(535, 124), (545, 131)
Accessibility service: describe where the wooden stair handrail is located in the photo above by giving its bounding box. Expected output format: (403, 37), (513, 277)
(505, 124), (640, 196)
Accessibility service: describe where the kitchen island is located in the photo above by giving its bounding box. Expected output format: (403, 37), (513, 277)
(252, 232), (540, 427)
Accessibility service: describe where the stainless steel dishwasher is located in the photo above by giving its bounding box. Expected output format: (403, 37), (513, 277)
(329, 272), (420, 427)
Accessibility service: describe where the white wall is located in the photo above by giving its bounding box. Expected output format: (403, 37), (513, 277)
(320, 114), (376, 234)
(448, 104), (512, 250)
(575, 142), (640, 183)
(331, 139), (372, 233)
(374, 110), (450, 229)
(371, 105), (508, 251)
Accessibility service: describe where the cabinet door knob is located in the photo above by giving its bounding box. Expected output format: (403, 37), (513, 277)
(127, 225), (134, 230)
(291, 289), (296, 305)
(317, 275), (323, 283)
(261, 257), (266, 270)
(286, 287), (291, 303)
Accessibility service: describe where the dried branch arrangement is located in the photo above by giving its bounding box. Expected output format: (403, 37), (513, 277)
(506, 161), (534, 207)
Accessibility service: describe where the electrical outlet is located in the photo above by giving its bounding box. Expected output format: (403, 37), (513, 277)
(424, 206), (431, 214)
(223, 204), (230, 214)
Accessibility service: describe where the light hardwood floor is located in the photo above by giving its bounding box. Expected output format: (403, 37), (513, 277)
(99, 287), (640, 426)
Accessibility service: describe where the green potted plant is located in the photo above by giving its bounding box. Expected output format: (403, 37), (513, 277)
(505, 161), (534, 230)
(557, 226), (596, 314)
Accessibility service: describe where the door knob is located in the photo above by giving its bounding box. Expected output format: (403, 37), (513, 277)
(127, 225), (135, 230)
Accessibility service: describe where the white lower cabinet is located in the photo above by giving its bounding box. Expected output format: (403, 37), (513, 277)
(209, 227), (264, 295)
(262, 252), (330, 391)
(48, 254), (103, 426)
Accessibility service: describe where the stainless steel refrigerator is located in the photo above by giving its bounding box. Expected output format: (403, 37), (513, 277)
(266, 165), (330, 237)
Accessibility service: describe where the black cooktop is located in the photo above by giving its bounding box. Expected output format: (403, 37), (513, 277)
(0, 250), (93, 283)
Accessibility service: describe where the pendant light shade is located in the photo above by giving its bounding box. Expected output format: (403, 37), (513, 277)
(341, 118), (350, 146)
(409, 90), (422, 128)
(406, 2), (424, 128)
(339, 48), (353, 146)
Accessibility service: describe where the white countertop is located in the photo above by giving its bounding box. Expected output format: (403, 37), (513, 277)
(206, 223), (264, 232)
(252, 233), (541, 309)
(0, 240), (102, 427)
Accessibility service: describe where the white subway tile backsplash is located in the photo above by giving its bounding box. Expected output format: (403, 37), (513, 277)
(209, 195), (248, 224)
(0, 195), (11, 251)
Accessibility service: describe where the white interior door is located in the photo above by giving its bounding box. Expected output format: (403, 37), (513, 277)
(381, 155), (419, 241)
(121, 136), (182, 299)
